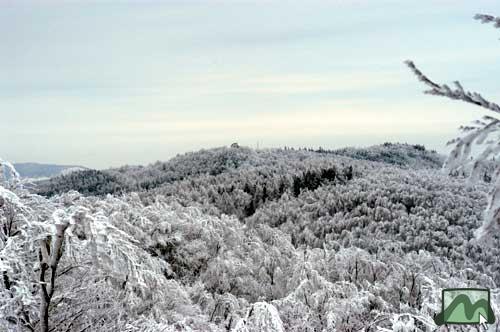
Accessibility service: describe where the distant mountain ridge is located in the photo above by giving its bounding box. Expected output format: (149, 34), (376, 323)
(13, 162), (87, 179)
(34, 142), (444, 197)
(330, 142), (444, 168)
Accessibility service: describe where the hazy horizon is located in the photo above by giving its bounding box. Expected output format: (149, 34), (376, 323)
(10, 142), (445, 170)
(3, 0), (500, 168)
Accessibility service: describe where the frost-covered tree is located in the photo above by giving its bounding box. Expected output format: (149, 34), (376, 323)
(0, 165), (205, 331)
(406, 14), (500, 238)
(4, 144), (499, 331)
(0, 159), (21, 190)
(233, 302), (284, 332)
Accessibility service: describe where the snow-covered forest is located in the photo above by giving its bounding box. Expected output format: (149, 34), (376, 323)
(5, 4), (500, 332)
(2, 143), (499, 331)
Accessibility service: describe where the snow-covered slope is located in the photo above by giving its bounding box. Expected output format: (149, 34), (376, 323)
(3, 143), (498, 331)
(35, 143), (443, 197)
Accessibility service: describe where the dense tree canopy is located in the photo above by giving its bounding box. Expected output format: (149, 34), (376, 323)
(2, 143), (499, 331)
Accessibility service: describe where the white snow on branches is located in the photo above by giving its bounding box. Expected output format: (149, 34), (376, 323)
(406, 13), (500, 239)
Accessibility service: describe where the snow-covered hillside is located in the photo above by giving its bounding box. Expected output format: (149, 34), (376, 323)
(1, 144), (499, 331)
(35, 143), (443, 197)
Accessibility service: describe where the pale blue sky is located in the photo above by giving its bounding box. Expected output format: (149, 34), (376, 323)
(2, 0), (500, 168)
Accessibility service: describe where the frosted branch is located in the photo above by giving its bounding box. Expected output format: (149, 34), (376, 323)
(404, 60), (500, 114)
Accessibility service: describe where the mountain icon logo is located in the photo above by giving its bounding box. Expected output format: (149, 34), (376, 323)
(434, 288), (495, 325)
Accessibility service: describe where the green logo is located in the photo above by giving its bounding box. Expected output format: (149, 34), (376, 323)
(434, 288), (495, 325)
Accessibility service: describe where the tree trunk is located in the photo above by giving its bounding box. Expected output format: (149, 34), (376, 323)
(39, 299), (49, 332)
(39, 223), (69, 332)
(39, 258), (50, 332)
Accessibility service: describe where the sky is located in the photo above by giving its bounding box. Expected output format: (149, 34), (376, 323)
(2, 0), (500, 169)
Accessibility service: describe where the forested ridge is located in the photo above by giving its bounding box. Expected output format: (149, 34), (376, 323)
(35, 143), (442, 197)
(1, 143), (498, 331)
